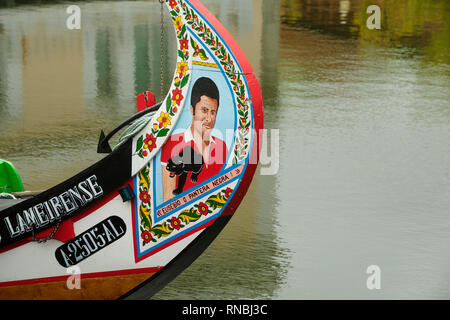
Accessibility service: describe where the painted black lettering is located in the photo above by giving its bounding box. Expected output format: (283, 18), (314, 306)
(49, 196), (64, 217)
(23, 208), (37, 229)
(78, 181), (94, 202)
(82, 232), (98, 252)
(33, 203), (49, 227)
(67, 243), (82, 262)
(59, 192), (76, 215)
(4, 216), (20, 238)
(87, 175), (103, 198)
(60, 250), (74, 268)
(43, 201), (57, 222)
(54, 216), (126, 267)
(16, 213), (29, 234)
(102, 223), (115, 241)
(108, 219), (125, 237)
(90, 228), (106, 248)
(68, 186), (86, 207)
(74, 238), (90, 257)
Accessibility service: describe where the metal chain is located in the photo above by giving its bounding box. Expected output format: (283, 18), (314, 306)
(32, 218), (61, 243)
(159, 0), (165, 100)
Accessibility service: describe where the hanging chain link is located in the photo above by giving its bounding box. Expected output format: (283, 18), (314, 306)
(32, 218), (61, 243)
(159, 0), (165, 100)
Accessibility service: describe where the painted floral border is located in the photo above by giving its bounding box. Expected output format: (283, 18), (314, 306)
(180, 0), (252, 164)
(134, 0), (191, 160)
(137, 163), (234, 247)
(134, 0), (252, 253)
(134, 0), (252, 164)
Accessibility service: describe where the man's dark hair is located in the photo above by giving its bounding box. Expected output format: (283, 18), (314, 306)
(190, 77), (220, 114)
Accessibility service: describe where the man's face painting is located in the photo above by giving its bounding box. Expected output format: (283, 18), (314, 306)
(191, 95), (218, 141)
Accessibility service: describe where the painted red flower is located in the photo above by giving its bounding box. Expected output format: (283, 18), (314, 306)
(144, 133), (157, 152)
(198, 202), (209, 216)
(224, 188), (233, 199)
(168, 0), (177, 9)
(141, 230), (152, 243)
(171, 87), (184, 106)
(170, 217), (182, 230)
(179, 38), (188, 50)
(139, 190), (151, 203)
(194, 45), (201, 56)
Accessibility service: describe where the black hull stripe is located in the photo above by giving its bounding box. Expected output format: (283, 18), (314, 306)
(0, 140), (132, 249)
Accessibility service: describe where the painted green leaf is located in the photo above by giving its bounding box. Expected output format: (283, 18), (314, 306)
(166, 94), (172, 112)
(178, 50), (185, 61)
(180, 73), (189, 88)
(136, 136), (143, 152)
(140, 208), (151, 230)
(157, 128), (170, 137)
(199, 49), (208, 60)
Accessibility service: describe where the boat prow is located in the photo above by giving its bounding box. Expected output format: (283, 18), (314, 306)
(0, 0), (263, 300)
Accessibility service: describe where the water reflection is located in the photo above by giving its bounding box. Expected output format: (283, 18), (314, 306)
(281, 0), (450, 64)
(276, 0), (450, 299)
(0, 1), (177, 189)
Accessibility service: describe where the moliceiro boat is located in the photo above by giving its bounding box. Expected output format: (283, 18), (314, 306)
(0, 0), (263, 299)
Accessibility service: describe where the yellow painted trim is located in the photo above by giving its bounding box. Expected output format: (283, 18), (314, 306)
(192, 60), (218, 68)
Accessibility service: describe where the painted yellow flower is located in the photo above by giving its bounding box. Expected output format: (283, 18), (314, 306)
(176, 60), (189, 78)
(157, 112), (172, 129)
(173, 16), (183, 30)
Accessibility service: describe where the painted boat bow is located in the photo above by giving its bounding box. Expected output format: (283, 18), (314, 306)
(0, 0), (263, 300)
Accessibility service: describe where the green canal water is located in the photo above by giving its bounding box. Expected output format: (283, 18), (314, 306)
(0, 0), (449, 299)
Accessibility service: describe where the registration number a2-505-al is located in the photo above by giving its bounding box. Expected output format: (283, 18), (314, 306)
(55, 216), (126, 267)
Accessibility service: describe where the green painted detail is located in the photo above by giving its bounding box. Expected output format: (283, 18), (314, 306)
(0, 159), (24, 193)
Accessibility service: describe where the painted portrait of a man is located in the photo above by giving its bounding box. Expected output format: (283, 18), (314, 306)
(160, 77), (228, 202)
